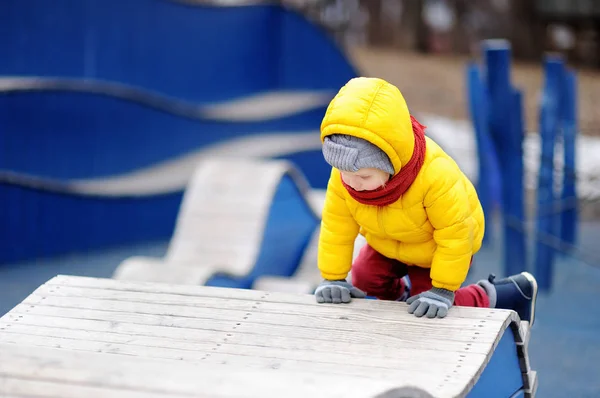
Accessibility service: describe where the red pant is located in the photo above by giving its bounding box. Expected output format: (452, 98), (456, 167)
(351, 244), (489, 307)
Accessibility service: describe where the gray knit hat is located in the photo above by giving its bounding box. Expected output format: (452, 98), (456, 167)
(322, 134), (394, 174)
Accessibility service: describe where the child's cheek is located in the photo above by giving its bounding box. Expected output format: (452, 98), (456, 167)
(341, 173), (353, 186)
(365, 180), (383, 191)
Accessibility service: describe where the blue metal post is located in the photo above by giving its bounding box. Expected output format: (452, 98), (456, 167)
(466, 62), (502, 245)
(483, 39), (526, 275)
(560, 70), (578, 246)
(508, 88), (527, 272)
(535, 55), (564, 291)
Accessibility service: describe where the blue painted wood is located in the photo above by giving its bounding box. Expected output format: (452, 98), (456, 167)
(0, 88), (324, 179)
(560, 70), (578, 247)
(0, 0), (358, 101)
(483, 40), (526, 274)
(466, 62), (502, 245)
(206, 174), (319, 289)
(0, 182), (182, 264)
(505, 89), (527, 274)
(0, 85), (327, 263)
(467, 326), (524, 397)
(274, 149), (332, 190)
(0, 1), (357, 264)
(535, 55), (564, 291)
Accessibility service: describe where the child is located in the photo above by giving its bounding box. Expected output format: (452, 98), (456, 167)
(314, 77), (538, 325)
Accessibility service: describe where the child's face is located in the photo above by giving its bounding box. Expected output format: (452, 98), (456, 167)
(340, 168), (390, 191)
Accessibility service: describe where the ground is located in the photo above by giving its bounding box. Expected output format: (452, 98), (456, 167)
(465, 219), (600, 398)
(347, 46), (600, 136)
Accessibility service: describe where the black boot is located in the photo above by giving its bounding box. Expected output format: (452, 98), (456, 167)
(478, 272), (539, 326)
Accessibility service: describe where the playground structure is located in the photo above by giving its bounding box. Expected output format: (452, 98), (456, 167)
(0, 274), (537, 397)
(113, 158), (322, 292)
(0, 0), (356, 265)
(105, 153), (539, 397)
(466, 39), (579, 292)
(0, 2), (578, 295)
(1, 1), (589, 396)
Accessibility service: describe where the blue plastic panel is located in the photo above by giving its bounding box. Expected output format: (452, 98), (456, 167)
(0, 0), (357, 101)
(0, 1), (358, 263)
(0, 183), (182, 264)
(0, 89), (325, 179)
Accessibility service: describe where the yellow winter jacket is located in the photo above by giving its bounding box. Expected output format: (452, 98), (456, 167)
(318, 77), (485, 291)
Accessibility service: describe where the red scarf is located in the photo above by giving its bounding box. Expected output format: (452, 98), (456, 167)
(341, 115), (427, 206)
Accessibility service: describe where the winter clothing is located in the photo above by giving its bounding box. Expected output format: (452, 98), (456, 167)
(318, 77), (485, 291)
(477, 272), (539, 325)
(322, 134), (394, 175)
(351, 244), (489, 309)
(314, 279), (366, 304)
(406, 287), (455, 318)
(340, 115), (427, 206)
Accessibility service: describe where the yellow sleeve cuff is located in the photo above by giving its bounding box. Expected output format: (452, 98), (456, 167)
(320, 271), (350, 281)
(431, 280), (462, 292)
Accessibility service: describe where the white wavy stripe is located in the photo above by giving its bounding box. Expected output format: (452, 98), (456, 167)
(68, 131), (322, 196)
(175, 0), (279, 6)
(0, 77), (333, 122)
(200, 90), (333, 121)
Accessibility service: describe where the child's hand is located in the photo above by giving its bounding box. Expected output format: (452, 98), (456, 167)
(406, 288), (455, 318)
(314, 280), (366, 304)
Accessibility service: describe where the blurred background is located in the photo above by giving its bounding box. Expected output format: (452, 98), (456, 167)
(0, 1), (599, 397)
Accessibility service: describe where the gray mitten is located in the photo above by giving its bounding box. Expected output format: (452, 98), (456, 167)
(314, 280), (366, 304)
(406, 287), (455, 318)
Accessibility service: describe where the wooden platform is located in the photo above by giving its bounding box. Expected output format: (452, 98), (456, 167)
(112, 157), (319, 289)
(0, 275), (536, 398)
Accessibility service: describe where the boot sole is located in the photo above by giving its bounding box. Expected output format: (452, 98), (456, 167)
(520, 271), (538, 327)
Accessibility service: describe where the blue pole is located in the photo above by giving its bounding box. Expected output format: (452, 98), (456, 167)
(483, 39), (526, 275)
(507, 88), (527, 273)
(560, 70), (578, 246)
(535, 55), (564, 291)
(466, 62), (502, 245)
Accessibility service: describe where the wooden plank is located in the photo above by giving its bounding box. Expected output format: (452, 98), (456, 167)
(45, 275), (516, 321)
(1, 377), (186, 398)
(0, 275), (525, 398)
(0, 343), (414, 398)
(113, 158), (309, 285)
(0, 337), (465, 390)
(28, 284), (509, 332)
(112, 258), (225, 286)
(0, 314), (487, 367)
(0, 323), (483, 375)
(0, 314), (491, 356)
(5, 305), (497, 354)
(16, 292), (506, 352)
(164, 159), (292, 267)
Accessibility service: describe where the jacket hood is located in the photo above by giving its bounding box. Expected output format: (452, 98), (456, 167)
(320, 77), (414, 176)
